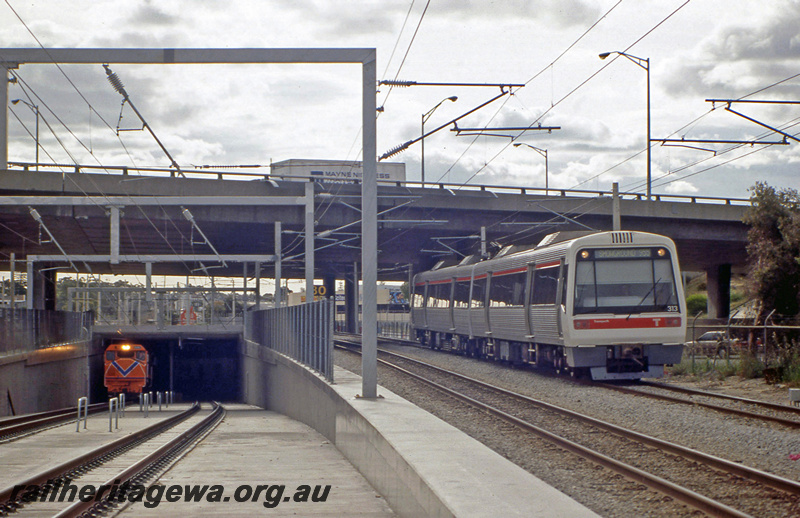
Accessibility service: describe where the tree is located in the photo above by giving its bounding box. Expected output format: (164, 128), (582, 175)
(743, 182), (800, 320)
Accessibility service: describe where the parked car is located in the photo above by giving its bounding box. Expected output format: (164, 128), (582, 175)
(687, 331), (741, 358)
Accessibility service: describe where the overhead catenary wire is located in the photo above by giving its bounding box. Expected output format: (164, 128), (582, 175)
(103, 64), (184, 177)
(1, 0), (228, 277)
(8, 73), (205, 277)
(5, 82), (211, 280)
(431, 0), (628, 185)
(442, 0), (693, 190)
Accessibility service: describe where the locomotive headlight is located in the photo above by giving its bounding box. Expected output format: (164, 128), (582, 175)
(580, 250), (590, 259)
(657, 248), (666, 257)
(121, 344), (131, 350)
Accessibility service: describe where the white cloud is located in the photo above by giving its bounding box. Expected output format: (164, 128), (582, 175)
(663, 180), (699, 194)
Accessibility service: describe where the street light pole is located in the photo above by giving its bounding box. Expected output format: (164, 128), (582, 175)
(513, 142), (548, 195)
(600, 51), (651, 200)
(421, 96), (457, 186)
(11, 99), (39, 171)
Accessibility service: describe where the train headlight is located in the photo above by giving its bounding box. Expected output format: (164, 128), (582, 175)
(121, 344), (131, 351)
(657, 248), (666, 257)
(580, 250), (590, 259)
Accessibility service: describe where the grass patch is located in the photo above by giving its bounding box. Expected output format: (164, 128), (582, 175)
(668, 355), (737, 379)
(737, 352), (764, 379)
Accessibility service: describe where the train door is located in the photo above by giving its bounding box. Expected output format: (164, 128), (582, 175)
(524, 264), (535, 338)
(448, 277), (456, 332)
(467, 265), (476, 339)
(412, 281), (427, 329)
(529, 261), (561, 344)
(484, 272), (493, 337)
(555, 259), (567, 338)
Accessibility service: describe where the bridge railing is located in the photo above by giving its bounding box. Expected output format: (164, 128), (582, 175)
(68, 286), (254, 328)
(247, 299), (334, 382)
(0, 308), (90, 356)
(8, 161), (750, 206)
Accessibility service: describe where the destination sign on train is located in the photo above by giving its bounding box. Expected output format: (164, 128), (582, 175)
(594, 248), (652, 259)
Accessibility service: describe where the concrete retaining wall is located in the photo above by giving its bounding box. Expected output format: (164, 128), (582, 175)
(0, 342), (92, 416)
(240, 340), (597, 518)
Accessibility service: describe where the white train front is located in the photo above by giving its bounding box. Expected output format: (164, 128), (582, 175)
(410, 231), (686, 380)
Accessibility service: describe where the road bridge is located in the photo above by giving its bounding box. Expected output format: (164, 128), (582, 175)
(0, 167), (748, 318)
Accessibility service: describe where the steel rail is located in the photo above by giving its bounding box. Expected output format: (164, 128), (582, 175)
(55, 402), (225, 518)
(641, 380), (800, 415)
(373, 334), (800, 426)
(0, 403), (106, 438)
(0, 402), (200, 515)
(336, 342), (753, 518)
(362, 343), (800, 496)
(586, 380), (800, 428)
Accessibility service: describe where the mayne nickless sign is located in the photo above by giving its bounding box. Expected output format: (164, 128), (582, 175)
(271, 159), (405, 184)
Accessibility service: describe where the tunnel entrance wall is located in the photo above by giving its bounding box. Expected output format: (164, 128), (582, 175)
(0, 341), (92, 416)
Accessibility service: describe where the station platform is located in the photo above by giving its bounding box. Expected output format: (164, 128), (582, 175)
(245, 356), (599, 518)
(118, 404), (394, 516)
(1, 374), (598, 517)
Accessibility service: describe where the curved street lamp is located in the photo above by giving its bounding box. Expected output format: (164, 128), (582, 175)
(513, 142), (549, 195)
(600, 51), (651, 200)
(421, 96), (457, 186)
(11, 99), (39, 171)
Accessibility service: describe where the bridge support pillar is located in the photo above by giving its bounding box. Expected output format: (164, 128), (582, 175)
(706, 264), (731, 319)
(345, 262), (359, 333)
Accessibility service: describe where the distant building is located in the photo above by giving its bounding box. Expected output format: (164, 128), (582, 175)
(271, 159), (406, 184)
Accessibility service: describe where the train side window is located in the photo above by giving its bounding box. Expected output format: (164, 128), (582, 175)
(471, 277), (486, 308)
(453, 278), (471, 309)
(412, 284), (426, 308)
(136, 352), (146, 361)
(489, 272), (525, 307)
(106, 351), (114, 360)
(531, 266), (559, 305)
(427, 282), (451, 308)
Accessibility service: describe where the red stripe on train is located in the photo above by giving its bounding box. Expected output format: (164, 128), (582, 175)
(493, 266), (527, 277)
(573, 317), (682, 330)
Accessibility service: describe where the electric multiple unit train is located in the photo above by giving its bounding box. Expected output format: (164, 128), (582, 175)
(103, 342), (151, 395)
(410, 231), (686, 380)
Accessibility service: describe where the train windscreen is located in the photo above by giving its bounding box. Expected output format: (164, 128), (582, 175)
(573, 247), (679, 315)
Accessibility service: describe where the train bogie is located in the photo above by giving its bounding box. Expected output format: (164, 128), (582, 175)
(410, 231), (686, 381)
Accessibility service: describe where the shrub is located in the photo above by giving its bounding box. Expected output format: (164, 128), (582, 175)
(737, 353), (765, 379)
(685, 293), (707, 316)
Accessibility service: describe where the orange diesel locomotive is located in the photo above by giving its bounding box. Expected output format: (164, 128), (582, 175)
(104, 342), (150, 395)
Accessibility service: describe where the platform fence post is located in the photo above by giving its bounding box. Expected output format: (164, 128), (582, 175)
(76, 396), (88, 432)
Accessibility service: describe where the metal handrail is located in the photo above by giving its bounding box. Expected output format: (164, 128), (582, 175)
(7, 161), (749, 206)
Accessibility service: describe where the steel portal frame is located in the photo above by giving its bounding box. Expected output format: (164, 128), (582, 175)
(1, 47), (378, 397)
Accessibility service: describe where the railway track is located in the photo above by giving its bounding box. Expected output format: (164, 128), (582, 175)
(337, 338), (800, 517)
(584, 379), (800, 429)
(366, 333), (800, 429)
(0, 403), (107, 443)
(0, 402), (225, 517)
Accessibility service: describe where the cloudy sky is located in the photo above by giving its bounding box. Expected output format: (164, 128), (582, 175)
(2, 0), (799, 200)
